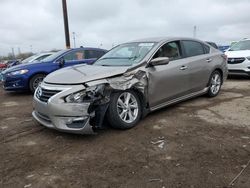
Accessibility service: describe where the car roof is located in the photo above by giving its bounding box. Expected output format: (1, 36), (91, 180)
(128, 37), (204, 43)
(37, 52), (55, 55)
(71, 47), (107, 51)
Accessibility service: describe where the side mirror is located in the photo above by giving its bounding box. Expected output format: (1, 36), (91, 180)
(57, 58), (65, 68)
(149, 57), (170, 66)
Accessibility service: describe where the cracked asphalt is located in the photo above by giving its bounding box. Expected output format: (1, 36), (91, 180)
(0, 77), (250, 188)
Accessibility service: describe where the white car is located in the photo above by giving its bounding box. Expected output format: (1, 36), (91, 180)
(225, 39), (250, 76)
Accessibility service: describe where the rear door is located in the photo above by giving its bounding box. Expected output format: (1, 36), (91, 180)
(147, 41), (190, 108)
(181, 40), (212, 92)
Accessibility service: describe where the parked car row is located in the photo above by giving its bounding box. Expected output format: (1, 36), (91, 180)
(0, 53), (55, 83)
(0, 60), (20, 70)
(2, 37), (249, 135)
(1, 47), (106, 92)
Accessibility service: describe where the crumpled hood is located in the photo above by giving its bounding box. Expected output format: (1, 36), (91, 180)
(225, 50), (250, 58)
(44, 64), (129, 84)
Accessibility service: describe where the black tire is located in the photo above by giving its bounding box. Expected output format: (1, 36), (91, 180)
(29, 74), (46, 93)
(207, 70), (222, 97)
(107, 90), (142, 129)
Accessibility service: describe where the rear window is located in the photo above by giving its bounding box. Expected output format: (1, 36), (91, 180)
(204, 44), (210, 54)
(182, 40), (205, 57)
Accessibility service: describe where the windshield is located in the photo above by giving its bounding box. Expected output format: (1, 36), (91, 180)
(94, 42), (156, 66)
(21, 54), (38, 64)
(42, 50), (68, 62)
(21, 54), (51, 64)
(229, 40), (250, 51)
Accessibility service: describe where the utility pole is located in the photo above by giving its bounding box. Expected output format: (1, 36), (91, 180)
(30, 45), (33, 53)
(11, 47), (15, 59)
(18, 47), (21, 55)
(62, 0), (70, 49)
(193, 25), (197, 38)
(72, 32), (76, 48)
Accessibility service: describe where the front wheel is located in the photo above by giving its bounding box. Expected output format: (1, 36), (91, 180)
(107, 90), (142, 129)
(29, 74), (46, 93)
(207, 71), (222, 97)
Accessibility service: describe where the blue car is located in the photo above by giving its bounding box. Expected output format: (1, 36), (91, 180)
(2, 47), (107, 92)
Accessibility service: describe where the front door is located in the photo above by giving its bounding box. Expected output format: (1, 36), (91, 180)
(147, 41), (190, 108)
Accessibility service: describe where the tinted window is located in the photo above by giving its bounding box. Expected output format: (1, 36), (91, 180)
(85, 50), (105, 59)
(183, 40), (205, 57)
(204, 44), (210, 54)
(63, 50), (85, 62)
(153, 41), (181, 60)
(206, 42), (218, 49)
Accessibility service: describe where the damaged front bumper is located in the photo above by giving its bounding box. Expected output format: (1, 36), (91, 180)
(32, 69), (148, 135)
(32, 83), (96, 134)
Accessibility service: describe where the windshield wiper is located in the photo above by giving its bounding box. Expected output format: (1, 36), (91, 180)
(97, 64), (131, 67)
(100, 64), (112, 66)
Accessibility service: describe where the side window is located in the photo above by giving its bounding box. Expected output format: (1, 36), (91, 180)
(153, 41), (181, 60)
(85, 50), (105, 59)
(204, 44), (210, 54)
(182, 40), (205, 57)
(63, 50), (85, 62)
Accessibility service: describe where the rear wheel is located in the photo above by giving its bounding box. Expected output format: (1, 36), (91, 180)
(107, 90), (142, 129)
(29, 74), (46, 93)
(207, 71), (222, 97)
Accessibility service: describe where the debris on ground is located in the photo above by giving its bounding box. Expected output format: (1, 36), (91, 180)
(151, 136), (166, 149)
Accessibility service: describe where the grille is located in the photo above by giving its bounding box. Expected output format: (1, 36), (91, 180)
(228, 57), (245, 64)
(36, 87), (61, 103)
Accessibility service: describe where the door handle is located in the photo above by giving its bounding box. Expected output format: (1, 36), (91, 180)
(206, 58), (212, 63)
(180, 65), (188, 70)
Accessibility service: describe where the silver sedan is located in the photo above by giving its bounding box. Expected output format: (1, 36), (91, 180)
(32, 37), (228, 134)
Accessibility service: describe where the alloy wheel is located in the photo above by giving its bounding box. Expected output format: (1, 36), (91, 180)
(210, 73), (221, 95)
(32, 76), (44, 91)
(116, 92), (139, 123)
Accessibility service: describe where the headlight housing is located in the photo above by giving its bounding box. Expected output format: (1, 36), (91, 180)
(65, 90), (87, 103)
(8, 69), (29, 76)
(64, 85), (102, 103)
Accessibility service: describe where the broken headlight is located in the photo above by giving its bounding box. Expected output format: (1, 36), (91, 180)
(65, 90), (87, 103)
(64, 85), (103, 103)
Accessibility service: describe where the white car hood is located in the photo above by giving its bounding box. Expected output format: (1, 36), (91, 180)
(225, 50), (250, 58)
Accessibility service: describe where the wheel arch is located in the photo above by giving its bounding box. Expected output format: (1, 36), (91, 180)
(28, 72), (48, 84)
(126, 87), (149, 118)
(28, 72), (48, 92)
(207, 68), (224, 86)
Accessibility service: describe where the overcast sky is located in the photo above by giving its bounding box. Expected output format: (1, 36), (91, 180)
(0, 0), (250, 56)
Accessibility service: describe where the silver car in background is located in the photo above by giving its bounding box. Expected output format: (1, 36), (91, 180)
(32, 37), (228, 134)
